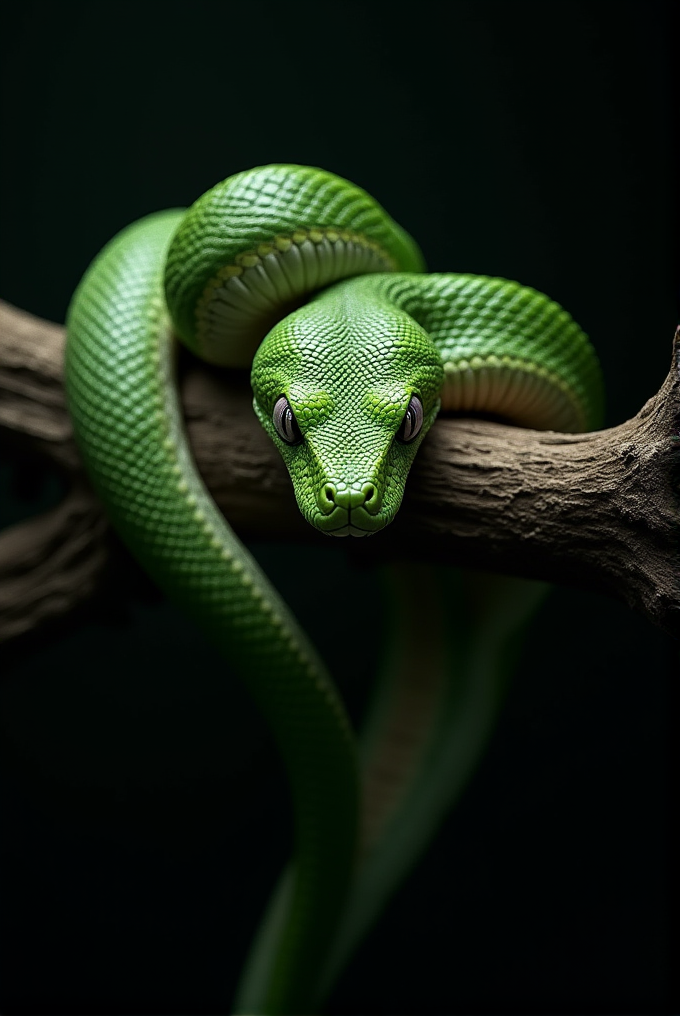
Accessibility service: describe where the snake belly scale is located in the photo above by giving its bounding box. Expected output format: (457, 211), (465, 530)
(65, 165), (603, 1013)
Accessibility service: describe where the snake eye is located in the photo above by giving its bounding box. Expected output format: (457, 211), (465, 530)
(273, 396), (303, 445)
(395, 395), (424, 444)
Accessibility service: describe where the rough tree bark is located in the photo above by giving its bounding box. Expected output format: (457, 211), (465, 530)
(0, 299), (678, 642)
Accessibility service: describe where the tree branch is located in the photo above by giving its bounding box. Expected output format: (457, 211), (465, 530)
(1, 299), (678, 641)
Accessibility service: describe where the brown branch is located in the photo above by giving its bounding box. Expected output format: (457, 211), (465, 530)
(1, 299), (678, 641)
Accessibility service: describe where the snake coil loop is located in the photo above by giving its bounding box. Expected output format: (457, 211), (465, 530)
(65, 164), (603, 1013)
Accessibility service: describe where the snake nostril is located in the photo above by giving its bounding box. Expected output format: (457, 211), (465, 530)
(362, 482), (377, 505)
(317, 483), (337, 513)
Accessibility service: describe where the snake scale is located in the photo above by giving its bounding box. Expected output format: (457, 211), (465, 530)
(64, 165), (603, 1013)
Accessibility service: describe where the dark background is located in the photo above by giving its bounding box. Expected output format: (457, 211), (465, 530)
(0, 2), (677, 1014)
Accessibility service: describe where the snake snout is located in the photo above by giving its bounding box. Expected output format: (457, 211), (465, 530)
(317, 481), (382, 516)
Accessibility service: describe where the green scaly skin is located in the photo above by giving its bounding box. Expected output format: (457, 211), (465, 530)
(64, 164), (603, 1014)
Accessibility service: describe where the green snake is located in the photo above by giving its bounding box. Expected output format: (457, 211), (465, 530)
(64, 165), (603, 1013)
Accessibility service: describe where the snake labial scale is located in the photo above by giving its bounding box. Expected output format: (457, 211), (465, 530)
(65, 164), (603, 1013)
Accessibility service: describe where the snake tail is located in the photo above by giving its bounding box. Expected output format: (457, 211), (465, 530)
(316, 567), (549, 1001)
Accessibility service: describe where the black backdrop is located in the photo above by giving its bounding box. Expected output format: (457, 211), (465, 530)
(0, 3), (677, 1014)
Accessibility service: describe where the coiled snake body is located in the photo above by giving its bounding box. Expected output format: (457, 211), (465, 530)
(65, 165), (603, 1013)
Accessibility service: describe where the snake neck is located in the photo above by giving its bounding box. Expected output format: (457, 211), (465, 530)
(331, 274), (604, 433)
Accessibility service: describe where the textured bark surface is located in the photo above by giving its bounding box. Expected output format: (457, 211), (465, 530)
(1, 299), (678, 640)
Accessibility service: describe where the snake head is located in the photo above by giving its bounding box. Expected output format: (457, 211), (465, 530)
(251, 281), (443, 537)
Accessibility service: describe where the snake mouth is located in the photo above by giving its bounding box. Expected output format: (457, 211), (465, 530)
(313, 504), (390, 538)
(326, 524), (374, 538)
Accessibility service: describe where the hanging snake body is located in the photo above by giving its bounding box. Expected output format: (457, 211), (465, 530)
(64, 165), (603, 1013)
